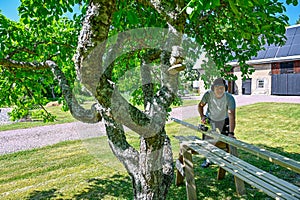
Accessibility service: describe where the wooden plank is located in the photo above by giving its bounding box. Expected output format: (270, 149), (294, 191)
(188, 145), (297, 199)
(175, 135), (191, 142)
(176, 159), (185, 177)
(187, 135), (201, 141)
(188, 142), (300, 200)
(229, 145), (238, 156)
(182, 144), (197, 200)
(175, 134), (300, 199)
(217, 167), (226, 180)
(215, 141), (229, 181)
(234, 175), (246, 196)
(195, 140), (300, 197)
(175, 148), (185, 186)
(217, 141), (230, 183)
(214, 144), (300, 198)
(230, 160), (300, 198)
(175, 154), (185, 186)
(229, 145), (246, 196)
(172, 118), (300, 174)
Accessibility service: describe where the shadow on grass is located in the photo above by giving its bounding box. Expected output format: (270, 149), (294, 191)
(73, 174), (132, 199)
(25, 144), (299, 199)
(26, 188), (60, 200)
(25, 174), (132, 200)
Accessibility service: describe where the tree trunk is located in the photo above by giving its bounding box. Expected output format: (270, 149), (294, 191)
(73, 1), (184, 199)
(135, 130), (173, 199)
(102, 111), (173, 200)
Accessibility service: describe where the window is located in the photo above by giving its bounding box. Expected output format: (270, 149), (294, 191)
(257, 79), (264, 88)
(280, 62), (294, 74)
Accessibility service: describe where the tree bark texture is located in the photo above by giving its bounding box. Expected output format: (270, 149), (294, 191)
(103, 111), (173, 200)
(74, 0), (117, 94)
(73, 0), (186, 199)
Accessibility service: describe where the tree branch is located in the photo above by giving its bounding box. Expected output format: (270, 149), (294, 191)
(0, 58), (102, 123)
(102, 113), (140, 176)
(140, 50), (161, 110)
(6, 48), (37, 59)
(74, 0), (117, 94)
(95, 76), (161, 136)
(5, 40), (74, 60)
(0, 59), (49, 70)
(45, 60), (102, 123)
(136, 0), (183, 26)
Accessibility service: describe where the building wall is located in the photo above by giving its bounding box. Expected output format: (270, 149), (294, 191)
(272, 61), (300, 74)
(271, 63), (280, 74)
(197, 73), (208, 97)
(234, 64), (272, 95)
(196, 60), (300, 96)
(295, 61), (300, 73)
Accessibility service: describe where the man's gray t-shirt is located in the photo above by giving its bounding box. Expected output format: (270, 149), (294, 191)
(201, 91), (236, 121)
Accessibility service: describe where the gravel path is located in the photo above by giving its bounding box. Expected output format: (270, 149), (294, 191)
(0, 121), (106, 155)
(1, 95), (299, 155)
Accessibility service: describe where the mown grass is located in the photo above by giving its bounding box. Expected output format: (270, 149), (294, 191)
(0, 99), (200, 132)
(0, 103), (299, 199)
(0, 105), (77, 132)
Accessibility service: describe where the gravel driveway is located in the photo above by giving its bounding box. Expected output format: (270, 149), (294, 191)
(1, 95), (299, 155)
(0, 121), (107, 155)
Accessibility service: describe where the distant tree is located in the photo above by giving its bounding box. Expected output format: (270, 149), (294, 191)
(0, 0), (297, 199)
(297, 15), (300, 24)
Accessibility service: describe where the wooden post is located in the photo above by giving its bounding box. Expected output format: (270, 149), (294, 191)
(176, 153), (185, 186)
(217, 167), (227, 180)
(182, 144), (197, 200)
(216, 141), (228, 180)
(229, 145), (246, 196)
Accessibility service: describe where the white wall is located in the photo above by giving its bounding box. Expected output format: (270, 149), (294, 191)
(195, 63), (272, 96)
(234, 64), (272, 95)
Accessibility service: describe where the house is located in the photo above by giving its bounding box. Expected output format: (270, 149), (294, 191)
(194, 24), (300, 96)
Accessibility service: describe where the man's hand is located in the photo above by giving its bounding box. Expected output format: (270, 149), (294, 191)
(201, 116), (207, 124)
(228, 132), (236, 139)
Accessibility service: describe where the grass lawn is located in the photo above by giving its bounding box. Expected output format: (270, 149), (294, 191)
(0, 99), (200, 132)
(0, 102), (299, 199)
(0, 105), (77, 132)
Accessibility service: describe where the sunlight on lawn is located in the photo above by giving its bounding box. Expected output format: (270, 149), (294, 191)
(0, 102), (299, 199)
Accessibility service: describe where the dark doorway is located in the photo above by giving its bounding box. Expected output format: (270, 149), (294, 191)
(242, 79), (252, 95)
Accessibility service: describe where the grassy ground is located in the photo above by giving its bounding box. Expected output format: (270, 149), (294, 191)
(0, 99), (199, 132)
(0, 105), (77, 132)
(0, 103), (299, 199)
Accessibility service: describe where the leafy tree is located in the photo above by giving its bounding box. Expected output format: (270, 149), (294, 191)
(0, 0), (297, 199)
(297, 15), (300, 24)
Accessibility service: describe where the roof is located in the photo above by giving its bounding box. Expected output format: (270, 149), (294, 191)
(193, 24), (300, 69)
(231, 24), (300, 65)
(252, 24), (300, 61)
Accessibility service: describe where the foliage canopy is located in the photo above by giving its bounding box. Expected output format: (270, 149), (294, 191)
(0, 0), (296, 120)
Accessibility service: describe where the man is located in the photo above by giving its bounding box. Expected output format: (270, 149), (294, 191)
(198, 78), (236, 168)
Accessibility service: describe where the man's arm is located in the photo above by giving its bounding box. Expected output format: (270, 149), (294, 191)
(228, 109), (236, 137)
(198, 101), (207, 123)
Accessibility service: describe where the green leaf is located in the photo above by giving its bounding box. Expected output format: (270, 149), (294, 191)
(212, 0), (221, 7)
(228, 0), (240, 16)
(127, 11), (138, 24)
(286, 0), (293, 5)
(292, 0), (298, 6)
